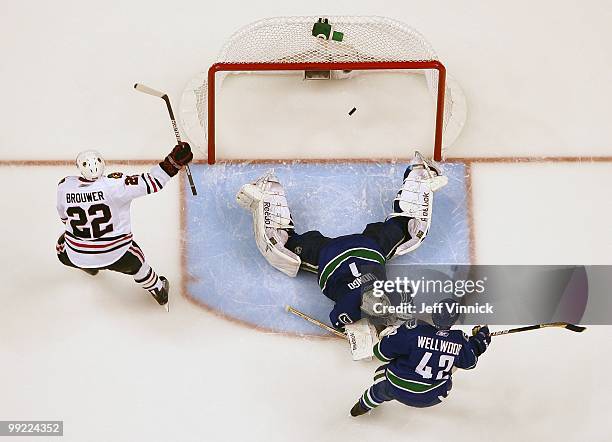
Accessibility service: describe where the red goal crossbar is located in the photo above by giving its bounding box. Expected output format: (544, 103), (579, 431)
(206, 60), (446, 164)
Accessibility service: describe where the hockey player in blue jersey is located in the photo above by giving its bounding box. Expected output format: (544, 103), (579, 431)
(349, 298), (492, 416)
(236, 151), (448, 331)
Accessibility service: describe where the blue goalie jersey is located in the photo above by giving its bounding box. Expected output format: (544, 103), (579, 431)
(316, 234), (388, 329)
(373, 321), (479, 398)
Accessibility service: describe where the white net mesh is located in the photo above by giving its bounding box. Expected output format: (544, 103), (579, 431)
(180, 16), (466, 160)
(220, 16), (437, 63)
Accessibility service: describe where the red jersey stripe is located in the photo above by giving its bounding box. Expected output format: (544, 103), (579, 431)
(65, 234), (132, 249)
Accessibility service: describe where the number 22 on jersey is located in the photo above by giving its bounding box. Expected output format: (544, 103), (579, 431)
(66, 204), (114, 239)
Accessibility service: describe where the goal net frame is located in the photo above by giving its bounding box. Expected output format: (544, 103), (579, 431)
(180, 16), (466, 164)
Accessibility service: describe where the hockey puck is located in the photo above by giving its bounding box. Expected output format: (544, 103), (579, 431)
(348, 107), (357, 116)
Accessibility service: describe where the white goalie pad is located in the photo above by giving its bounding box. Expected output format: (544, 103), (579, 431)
(345, 319), (379, 361)
(389, 154), (448, 258)
(236, 171), (301, 277)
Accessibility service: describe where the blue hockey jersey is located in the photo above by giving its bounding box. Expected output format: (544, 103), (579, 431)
(316, 234), (387, 329)
(373, 321), (479, 397)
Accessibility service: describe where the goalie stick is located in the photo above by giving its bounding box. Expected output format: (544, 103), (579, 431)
(490, 322), (586, 336)
(286, 305), (586, 340)
(285, 305), (346, 338)
(133, 83), (198, 196)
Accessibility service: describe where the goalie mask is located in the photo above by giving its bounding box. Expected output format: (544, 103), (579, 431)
(76, 150), (105, 181)
(360, 282), (414, 319)
(360, 286), (391, 319)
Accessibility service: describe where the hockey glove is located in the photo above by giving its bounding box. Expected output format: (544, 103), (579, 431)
(469, 325), (491, 357)
(160, 142), (193, 177)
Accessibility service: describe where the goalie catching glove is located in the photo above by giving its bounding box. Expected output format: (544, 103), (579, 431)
(236, 171), (301, 277)
(160, 142), (193, 177)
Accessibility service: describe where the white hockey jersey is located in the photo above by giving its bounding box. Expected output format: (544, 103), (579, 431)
(56, 165), (172, 268)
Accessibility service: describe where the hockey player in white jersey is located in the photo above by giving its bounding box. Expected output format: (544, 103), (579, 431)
(56, 142), (193, 306)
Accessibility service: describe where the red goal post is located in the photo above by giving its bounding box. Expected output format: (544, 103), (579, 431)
(180, 16), (466, 164)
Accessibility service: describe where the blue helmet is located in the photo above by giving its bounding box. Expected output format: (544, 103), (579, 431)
(431, 298), (460, 329)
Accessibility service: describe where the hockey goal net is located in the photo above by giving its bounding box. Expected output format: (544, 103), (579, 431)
(180, 16), (466, 164)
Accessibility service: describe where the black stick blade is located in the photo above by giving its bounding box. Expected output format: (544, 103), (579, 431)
(564, 324), (586, 333)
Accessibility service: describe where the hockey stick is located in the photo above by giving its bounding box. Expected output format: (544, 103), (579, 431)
(491, 322), (586, 337)
(287, 306), (585, 339)
(133, 83), (197, 196)
(285, 305), (346, 339)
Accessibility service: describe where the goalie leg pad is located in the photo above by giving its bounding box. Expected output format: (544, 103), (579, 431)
(236, 171), (301, 277)
(387, 152), (447, 257)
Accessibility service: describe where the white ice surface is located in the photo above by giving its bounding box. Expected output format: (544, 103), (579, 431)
(1, 1), (612, 441)
(214, 72), (436, 160)
(1, 0), (612, 160)
(472, 162), (612, 264)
